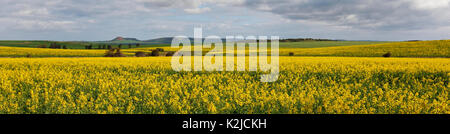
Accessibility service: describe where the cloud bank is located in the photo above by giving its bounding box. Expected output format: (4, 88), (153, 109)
(245, 0), (450, 30)
(0, 0), (448, 40)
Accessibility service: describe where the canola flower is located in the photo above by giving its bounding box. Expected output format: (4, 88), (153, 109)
(0, 46), (106, 57)
(0, 46), (136, 57)
(0, 57), (448, 114)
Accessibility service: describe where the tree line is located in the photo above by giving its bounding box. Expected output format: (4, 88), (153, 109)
(38, 43), (67, 49)
(37, 43), (141, 49)
(85, 43), (141, 49)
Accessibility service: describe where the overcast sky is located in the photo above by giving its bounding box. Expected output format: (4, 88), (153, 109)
(0, 0), (448, 41)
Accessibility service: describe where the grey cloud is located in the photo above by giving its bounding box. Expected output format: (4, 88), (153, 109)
(0, 0), (448, 40)
(0, 0), (235, 20)
(244, 0), (450, 30)
(0, 0), (178, 32)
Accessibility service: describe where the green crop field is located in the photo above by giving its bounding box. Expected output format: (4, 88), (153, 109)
(279, 41), (392, 48)
(0, 40), (164, 49)
(0, 41), (91, 49)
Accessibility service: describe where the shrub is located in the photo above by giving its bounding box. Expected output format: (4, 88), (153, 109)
(151, 49), (160, 56)
(383, 52), (392, 58)
(114, 48), (125, 57)
(49, 43), (61, 49)
(289, 52), (294, 56)
(37, 44), (47, 48)
(105, 48), (125, 57)
(165, 51), (175, 56)
(84, 44), (93, 49)
(156, 48), (164, 52)
(135, 51), (147, 57)
(105, 49), (115, 57)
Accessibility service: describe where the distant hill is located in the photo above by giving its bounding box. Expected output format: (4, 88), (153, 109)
(102, 37), (175, 44)
(280, 38), (340, 42)
(144, 37), (229, 44)
(111, 37), (139, 41)
(143, 37), (174, 44)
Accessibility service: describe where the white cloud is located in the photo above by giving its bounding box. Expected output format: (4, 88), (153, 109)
(136, 0), (243, 13)
(10, 19), (77, 31)
(12, 8), (50, 17)
(412, 0), (450, 10)
(184, 7), (211, 14)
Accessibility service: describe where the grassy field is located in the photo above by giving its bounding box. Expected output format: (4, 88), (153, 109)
(0, 40), (160, 49)
(278, 41), (392, 48)
(0, 41), (91, 49)
(0, 57), (448, 114)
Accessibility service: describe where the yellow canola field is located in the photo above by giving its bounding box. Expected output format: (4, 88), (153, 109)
(0, 57), (448, 114)
(0, 46), (108, 57)
(280, 40), (450, 57)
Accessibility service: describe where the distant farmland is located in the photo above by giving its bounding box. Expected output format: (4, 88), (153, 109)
(0, 40), (391, 49)
(0, 40), (448, 58)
